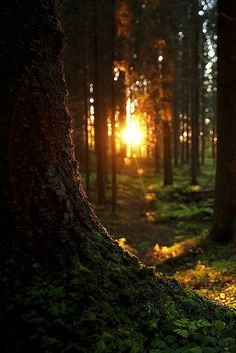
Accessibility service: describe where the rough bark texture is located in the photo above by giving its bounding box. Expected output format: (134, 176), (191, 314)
(0, 0), (105, 268)
(213, 2), (236, 242)
(1, 1), (236, 352)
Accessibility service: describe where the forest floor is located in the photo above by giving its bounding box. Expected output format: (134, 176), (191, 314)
(86, 159), (236, 310)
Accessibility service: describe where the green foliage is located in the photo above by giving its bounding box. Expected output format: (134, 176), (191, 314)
(4, 165), (236, 352)
(156, 200), (213, 221)
(4, 251), (236, 353)
(149, 318), (235, 353)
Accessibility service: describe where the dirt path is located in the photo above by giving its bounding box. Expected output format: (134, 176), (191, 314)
(97, 187), (178, 262)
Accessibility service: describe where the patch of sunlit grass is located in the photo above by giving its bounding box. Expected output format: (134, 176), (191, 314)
(174, 261), (212, 289)
(137, 168), (144, 175)
(118, 237), (138, 256)
(191, 184), (201, 192)
(148, 183), (159, 191)
(201, 283), (236, 308)
(145, 211), (156, 222)
(174, 261), (236, 309)
(145, 192), (157, 202)
(153, 235), (205, 264)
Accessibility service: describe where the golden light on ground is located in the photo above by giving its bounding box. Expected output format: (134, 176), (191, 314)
(137, 168), (144, 175)
(145, 192), (156, 201)
(153, 237), (204, 264)
(145, 211), (156, 222)
(118, 237), (138, 256)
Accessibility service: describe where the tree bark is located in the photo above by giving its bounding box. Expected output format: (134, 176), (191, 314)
(163, 120), (173, 186)
(93, 0), (107, 204)
(213, 2), (236, 242)
(0, 0), (106, 271)
(190, 1), (200, 185)
(111, 0), (117, 213)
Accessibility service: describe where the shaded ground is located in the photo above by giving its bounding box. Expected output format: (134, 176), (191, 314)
(89, 161), (236, 310)
(96, 183), (175, 259)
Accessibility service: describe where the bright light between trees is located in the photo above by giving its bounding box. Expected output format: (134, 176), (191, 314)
(122, 121), (144, 148)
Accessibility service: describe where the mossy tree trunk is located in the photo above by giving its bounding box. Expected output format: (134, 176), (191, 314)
(0, 0), (105, 273)
(213, 2), (236, 242)
(1, 1), (235, 352)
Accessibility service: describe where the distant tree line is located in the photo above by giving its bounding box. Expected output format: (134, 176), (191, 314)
(62, 0), (235, 243)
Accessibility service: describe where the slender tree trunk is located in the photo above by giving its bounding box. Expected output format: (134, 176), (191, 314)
(83, 66), (90, 194)
(212, 94), (217, 161)
(172, 96), (179, 168)
(213, 2), (236, 242)
(201, 130), (206, 165)
(154, 123), (161, 172)
(186, 37), (192, 165)
(200, 93), (206, 166)
(111, 0), (117, 213)
(199, 29), (206, 166)
(154, 115), (162, 172)
(93, 0), (106, 203)
(163, 120), (173, 186)
(190, 2), (200, 185)
(212, 126), (216, 160)
(186, 117), (190, 164)
(200, 82), (206, 165)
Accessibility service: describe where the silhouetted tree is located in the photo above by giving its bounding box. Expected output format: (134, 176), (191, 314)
(213, 1), (236, 242)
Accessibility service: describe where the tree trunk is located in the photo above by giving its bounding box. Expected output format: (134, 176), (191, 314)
(172, 95), (179, 168)
(93, 0), (107, 203)
(0, 0), (96, 265)
(154, 129), (161, 172)
(190, 1), (200, 185)
(1, 1), (235, 351)
(111, 0), (117, 213)
(163, 121), (173, 185)
(213, 2), (236, 242)
(83, 65), (90, 194)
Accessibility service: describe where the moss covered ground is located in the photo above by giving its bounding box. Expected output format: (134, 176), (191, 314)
(2, 159), (236, 352)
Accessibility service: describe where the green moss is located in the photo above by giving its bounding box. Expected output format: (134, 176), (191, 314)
(3, 228), (236, 353)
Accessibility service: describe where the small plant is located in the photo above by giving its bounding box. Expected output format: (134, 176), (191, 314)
(150, 318), (236, 353)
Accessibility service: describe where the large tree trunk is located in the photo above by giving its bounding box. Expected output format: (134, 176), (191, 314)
(1, 1), (235, 352)
(213, 2), (236, 242)
(0, 0), (102, 267)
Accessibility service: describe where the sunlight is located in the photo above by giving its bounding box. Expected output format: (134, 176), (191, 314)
(122, 120), (144, 148)
(122, 97), (148, 157)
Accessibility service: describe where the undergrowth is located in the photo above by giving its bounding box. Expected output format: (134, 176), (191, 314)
(2, 228), (236, 353)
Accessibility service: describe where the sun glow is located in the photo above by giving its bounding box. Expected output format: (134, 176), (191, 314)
(122, 120), (143, 147)
(123, 98), (146, 157)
